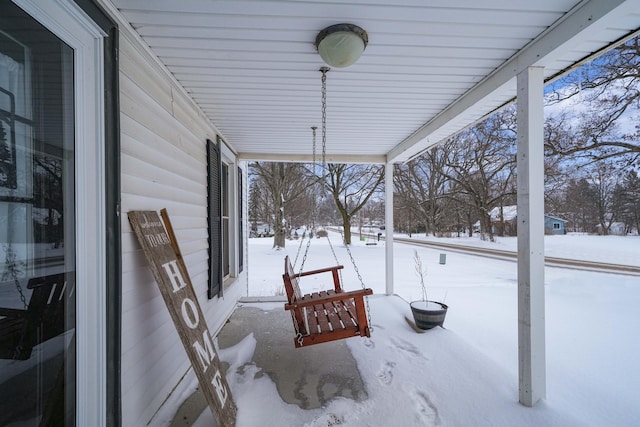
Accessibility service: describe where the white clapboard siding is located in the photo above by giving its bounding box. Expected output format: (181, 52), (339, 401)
(119, 33), (244, 426)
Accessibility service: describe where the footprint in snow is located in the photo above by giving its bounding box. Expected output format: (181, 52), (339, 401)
(390, 336), (427, 359)
(410, 389), (441, 425)
(372, 323), (384, 331)
(376, 360), (396, 385)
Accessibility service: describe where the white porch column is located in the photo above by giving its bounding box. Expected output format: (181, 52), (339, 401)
(384, 162), (394, 295)
(516, 66), (546, 407)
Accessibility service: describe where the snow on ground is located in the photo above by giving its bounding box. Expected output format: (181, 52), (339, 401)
(187, 232), (639, 426)
(402, 232), (639, 266)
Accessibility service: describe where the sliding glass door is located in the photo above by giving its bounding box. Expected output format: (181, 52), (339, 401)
(0, 1), (77, 424)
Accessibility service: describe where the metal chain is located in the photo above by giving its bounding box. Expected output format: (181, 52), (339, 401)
(293, 127), (317, 270)
(321, 67), (328, 172)
(320, 67), (373, 332)
(340, 229), (367, 289)
(312, 125), (318, 233)
(297, 227), (313, 276)
(3, 245), (27, 310)
(339, 228), (373, 333)
(325, 231), (344, 285)
(13, 279), (27, 310)
(3, 245), (28, 359)
(299, 70), (328, 277)
(291, 309), (305, 347)
(320, 67), (343, 282)
(296, 332), (304, 347)
(297, 126), (319, 276)
(292, 228), (306, 269)
(312, 125), (318, 230)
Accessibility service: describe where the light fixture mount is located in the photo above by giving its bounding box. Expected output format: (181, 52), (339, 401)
(315, 23), (368, 68)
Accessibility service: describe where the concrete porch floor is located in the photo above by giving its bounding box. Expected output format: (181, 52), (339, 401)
(169, 301), (369, 426)
(166, 295), (589, 427)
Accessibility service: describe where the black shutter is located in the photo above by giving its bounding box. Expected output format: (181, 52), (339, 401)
(207, 139), (222, 298)
(238, 166), (244, 273)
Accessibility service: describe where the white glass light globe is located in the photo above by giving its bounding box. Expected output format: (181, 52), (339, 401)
(316, 25), (367, 68)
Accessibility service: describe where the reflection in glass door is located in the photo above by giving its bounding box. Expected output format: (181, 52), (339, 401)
(0, 1), (76, 425)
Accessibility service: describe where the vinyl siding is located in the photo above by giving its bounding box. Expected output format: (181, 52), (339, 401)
(118, 33), (244, 426)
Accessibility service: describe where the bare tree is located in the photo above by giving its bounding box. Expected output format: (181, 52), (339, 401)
(542, 150), (570, 217)
(619, 170), (640, 233)
(445, 191), (471, 237)
(248, 175), (273, 233)
(394, 140), (455, 236)
(585, 161), (622, 235)
(249, 162), (315, 248)
(32, 155), (64, 245)
(441, 109), (518, 241)
(559, 178), (598, 232)
(326, 163), (385, 244)
(545, 36), (640, 165)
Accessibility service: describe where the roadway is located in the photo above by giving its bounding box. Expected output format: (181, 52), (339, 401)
(346, 229), (640, 277)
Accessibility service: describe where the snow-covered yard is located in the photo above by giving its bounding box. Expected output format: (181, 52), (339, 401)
(181, 233), (639, 426)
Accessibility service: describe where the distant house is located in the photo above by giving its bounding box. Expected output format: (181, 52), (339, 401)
(488, 205), (518, 236)
(544, 215), (567, 235)
(596, 222), (627, 236)
(473, 206), (567, 235)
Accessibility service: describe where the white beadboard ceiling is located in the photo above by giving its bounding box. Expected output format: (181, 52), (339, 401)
(107, 0), (640, 163)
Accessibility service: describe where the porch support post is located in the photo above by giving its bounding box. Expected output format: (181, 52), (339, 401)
(516, 66), (546, 407)
(384, 162), (394, 295)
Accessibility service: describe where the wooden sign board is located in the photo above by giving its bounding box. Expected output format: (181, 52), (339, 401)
(128, 210), (237, 426)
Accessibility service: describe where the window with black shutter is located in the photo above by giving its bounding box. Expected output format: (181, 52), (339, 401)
(207, 138), (222, 298)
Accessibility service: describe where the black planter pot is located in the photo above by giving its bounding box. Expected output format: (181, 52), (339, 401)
(410, 301), (448, 330)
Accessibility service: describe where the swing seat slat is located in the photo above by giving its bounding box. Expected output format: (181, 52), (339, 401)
(283, 256), (373, 348)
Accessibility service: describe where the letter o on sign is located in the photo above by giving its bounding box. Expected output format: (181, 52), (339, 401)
(181, 298), (200, 329)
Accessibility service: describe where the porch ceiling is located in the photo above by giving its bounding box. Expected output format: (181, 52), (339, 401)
(106, 0), (640, 163)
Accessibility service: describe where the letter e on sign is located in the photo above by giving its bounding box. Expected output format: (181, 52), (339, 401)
(212, 370), (228, 407)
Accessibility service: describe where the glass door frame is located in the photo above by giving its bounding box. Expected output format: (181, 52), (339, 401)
(13, 0), (108, 424)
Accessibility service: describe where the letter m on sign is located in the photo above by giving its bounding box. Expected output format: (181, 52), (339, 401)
(127, 210), (237, 426)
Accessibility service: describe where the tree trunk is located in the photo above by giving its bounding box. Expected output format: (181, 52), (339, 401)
(343, 220), (352, 245)
(342, 213), (352, 245)
(274, 229), (286, 248)
(481, 212), (495, 242)
(273, 198), (286, 248)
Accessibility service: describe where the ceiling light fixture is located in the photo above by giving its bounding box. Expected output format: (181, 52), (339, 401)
(315, 23), (368, 68)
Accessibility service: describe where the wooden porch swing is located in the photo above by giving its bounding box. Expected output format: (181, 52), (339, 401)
(283, 255), (372, 348)
(282, 68), (373, 348)
(0, 272), (75, 360)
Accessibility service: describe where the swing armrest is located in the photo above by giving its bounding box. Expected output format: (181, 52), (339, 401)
(294, 264), (344, 278)
(284, 288), (373, 310)
(0, 307), (28, 319)
(293, 264), (345, 292)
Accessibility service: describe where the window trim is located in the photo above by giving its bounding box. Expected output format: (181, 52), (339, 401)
(219, 139), (239, 283)
(237, 166), (244, 273)
(208, 136), (242, 297)
(221, 161), (230, 280)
